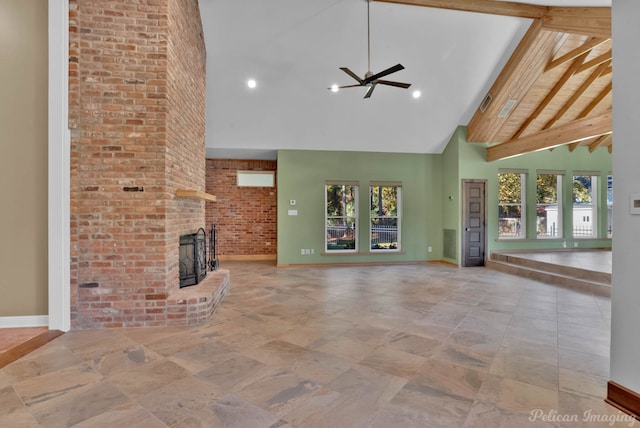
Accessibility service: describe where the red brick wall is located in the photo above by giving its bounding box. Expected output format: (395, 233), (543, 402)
(68, 0), (206, 328)
(165, 0), (207, 295)
(205, 159), (277, 257)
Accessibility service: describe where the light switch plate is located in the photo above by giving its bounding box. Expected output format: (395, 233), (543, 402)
(631, 193), (640, 214)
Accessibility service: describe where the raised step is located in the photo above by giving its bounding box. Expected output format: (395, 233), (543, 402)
(487, 252), (610, 296)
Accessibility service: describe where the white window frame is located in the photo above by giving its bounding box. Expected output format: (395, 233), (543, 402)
(498, 171), (526, 239)
(369, 184), (401, 252)
(237, 170), (274, 187)
(325, 183), (359, 253)
(572, 173), (598, 239)
(536, 171), (563, 239)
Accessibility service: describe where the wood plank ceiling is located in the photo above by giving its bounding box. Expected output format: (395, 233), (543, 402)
(375, 0), (612, 161)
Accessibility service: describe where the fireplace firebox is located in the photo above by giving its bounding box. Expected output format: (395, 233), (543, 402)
(179, 228), (207, 288)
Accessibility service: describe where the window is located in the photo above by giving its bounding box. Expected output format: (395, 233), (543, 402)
(607, 175), (613, 238)
(572, 174), (598, 238)
(536, 173), (562, 238)
(325, 183), (358, 252)
(370, 185), (401, 251)
(237, 170), (274, 187)
(498, 172), (526, 238)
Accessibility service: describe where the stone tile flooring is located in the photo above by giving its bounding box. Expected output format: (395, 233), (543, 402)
(0, 261), (627, 427)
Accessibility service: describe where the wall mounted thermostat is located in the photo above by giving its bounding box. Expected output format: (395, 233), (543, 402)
(290, 199), (296, 206)
(630, 193), (640, 214)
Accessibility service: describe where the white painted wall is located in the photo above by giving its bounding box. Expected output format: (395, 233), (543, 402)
(610, 0), (640, 394)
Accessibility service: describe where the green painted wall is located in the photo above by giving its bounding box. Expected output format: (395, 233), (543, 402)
(276, 128), (611, 267)
(441, 127), (462, 264)
(277, 150), (442, 265)
(454, 126), (612, 261)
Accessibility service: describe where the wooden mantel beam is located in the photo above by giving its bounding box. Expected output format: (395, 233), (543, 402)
(374, 1), (611, 37)
(486, 111), (612, 162)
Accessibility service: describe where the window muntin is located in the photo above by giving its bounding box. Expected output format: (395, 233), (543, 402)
(370, 185), (401, 251)
(572, 175), (598, 238)
(326, 184), (358, 252)
(498, 172), (526, 239)
(536, 174), (562, 238)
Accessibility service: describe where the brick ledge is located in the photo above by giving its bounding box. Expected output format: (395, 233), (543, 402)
(166, 269), (230, 326)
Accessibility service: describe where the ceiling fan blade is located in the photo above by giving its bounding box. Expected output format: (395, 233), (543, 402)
(364, 64), (405, 84)
(326, 84), (362, 90)
(339, 67), (365, 85)
(376, 80), (412, 89)
(363, 84), (376, 99)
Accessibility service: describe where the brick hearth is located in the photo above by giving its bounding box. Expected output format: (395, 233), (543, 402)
(167, 269), (230, 326)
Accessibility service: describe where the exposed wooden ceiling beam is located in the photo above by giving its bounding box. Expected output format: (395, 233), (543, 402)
(467, 20), (558, 142)
(372, 0), (546, 19)
(542, 7), (611, 38)
(568, 142), (581, 152)
(576, 81), (612, 119)
(545, 37), (609, 72)
(588, 134), (610, 153)
(374, 1), (611, 37)
(511, 51), (588, 140)
(543, 61), (610, 130)
(576, 50), (612, 74)
(486, 111), (612, 162)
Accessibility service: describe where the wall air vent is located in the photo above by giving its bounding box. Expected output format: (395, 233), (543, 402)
(498, 99), (518, 118)
(479, 93), (493, 113)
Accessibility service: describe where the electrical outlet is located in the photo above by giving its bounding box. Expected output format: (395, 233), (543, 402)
(574, 242), (579, 248)
(428, 246), (433, 253)
(301, 249), (305, 255)
(310, 249), (314, 255)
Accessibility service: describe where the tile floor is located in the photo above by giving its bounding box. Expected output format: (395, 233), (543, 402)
(0, 261), (629, 427)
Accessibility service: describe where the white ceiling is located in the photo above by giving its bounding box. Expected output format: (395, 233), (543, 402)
(198, 0), (610, 159)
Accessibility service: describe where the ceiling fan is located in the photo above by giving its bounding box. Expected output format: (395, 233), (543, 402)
(330, 0), (411, 99)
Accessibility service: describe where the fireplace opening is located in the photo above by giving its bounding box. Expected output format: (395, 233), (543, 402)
(179, 228), (207, 288)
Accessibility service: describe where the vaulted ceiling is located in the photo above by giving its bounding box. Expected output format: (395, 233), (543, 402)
(409, 0), (612, 161)
(200, 0), (612, 161)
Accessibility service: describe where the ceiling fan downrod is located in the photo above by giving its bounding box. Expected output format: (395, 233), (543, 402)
(328, 0), (412, 98)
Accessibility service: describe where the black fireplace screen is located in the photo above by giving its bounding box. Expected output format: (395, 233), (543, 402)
(179, 228), (207, 288)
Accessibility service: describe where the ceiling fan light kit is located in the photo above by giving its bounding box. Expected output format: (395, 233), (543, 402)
(329, 0), (411, 99)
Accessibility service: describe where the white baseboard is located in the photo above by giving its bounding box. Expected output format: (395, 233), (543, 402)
(0, 316), (49, 328)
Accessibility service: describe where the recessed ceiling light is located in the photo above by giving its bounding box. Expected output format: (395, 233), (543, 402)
(247, 79), (257, 89)
(330, 84), (339, 93)
(412, 90), (421, 99)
